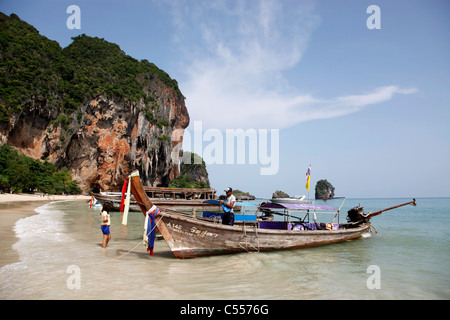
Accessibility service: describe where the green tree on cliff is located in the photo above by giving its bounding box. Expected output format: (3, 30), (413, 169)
(315, 179), (335, 199)
(0, 12), (183, 123)
(169, 152), (210, 188)
(0, 144), (81, 194)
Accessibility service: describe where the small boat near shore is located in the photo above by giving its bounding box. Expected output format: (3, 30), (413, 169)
(126, 170), (417, 259)
(92, 192), (220, 212)
(270, 196), (311, 204)
(143, 186), (216, 200)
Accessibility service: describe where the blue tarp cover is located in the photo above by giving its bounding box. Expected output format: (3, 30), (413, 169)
(202, 212), (257, 222)
(203, 199), (257, 206)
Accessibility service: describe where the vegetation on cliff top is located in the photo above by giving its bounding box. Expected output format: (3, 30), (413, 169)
(0, 144), (81, 194)
(0, 12), (183, 123)
(231, 189), (255, 200)
(169, 152), (210, 188)
(315, 179), (335, 199)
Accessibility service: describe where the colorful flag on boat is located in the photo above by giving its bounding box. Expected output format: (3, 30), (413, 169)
(305, 164), (311, 191)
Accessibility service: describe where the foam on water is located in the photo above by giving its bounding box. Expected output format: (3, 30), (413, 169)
(1, 201), (80, 299)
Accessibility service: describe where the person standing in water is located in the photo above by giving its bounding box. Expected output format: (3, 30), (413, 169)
(220, 187), (236, 226)
(100, 202), (112, 248)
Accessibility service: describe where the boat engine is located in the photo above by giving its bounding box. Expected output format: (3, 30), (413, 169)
(258, 203), (275, 221)
(346, 206), (369, 223)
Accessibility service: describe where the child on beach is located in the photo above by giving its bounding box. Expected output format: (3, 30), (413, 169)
(100, 202), (112, 248)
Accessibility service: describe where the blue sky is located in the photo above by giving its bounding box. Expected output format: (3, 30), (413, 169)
(1, 0), (449, 198)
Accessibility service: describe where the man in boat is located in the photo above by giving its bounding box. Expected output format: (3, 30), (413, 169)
(220, 187), (236, 226)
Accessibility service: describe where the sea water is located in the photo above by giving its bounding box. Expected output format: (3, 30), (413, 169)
(1, 198), (449, 299)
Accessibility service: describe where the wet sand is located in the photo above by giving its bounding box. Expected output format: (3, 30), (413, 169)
(0, 194), (91, 268)
(0, 193), (90, 203)
(0, 201), (46, 268)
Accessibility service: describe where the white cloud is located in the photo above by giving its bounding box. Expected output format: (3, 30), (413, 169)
(299, 85), (419, 122)
(167, 0), (417, 130)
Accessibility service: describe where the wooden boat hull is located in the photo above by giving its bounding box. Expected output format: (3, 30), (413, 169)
(93, 193), (220, 212)
(156, 211), (371, 259)
(144, 186), (216, 200)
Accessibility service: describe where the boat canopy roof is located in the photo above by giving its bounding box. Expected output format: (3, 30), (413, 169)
(260, 202), (336, 211)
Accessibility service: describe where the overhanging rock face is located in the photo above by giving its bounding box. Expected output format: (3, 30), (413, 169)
(3, 91), (189, 193)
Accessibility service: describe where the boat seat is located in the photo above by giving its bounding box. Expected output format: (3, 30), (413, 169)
(257, 221), (340, 230)
(258, 221), (288, 230)
(290, 223), (339, 231)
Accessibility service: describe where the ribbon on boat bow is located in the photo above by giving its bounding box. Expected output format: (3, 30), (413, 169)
(120, 177), (132, 225)
(119, 178), (128, 212)
(143, 205), (160, 256)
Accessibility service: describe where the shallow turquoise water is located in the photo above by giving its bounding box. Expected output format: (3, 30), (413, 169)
(1, 197), (449, 299)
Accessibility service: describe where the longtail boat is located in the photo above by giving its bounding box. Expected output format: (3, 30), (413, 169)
(127, 171), (416, 259)
(92, 192), (220, 212)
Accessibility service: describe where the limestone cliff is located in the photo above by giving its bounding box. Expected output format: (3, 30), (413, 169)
(0, 13), (189, 193)
(3, 90), (189, 193)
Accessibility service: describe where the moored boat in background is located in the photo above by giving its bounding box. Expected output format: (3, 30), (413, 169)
(269, 195), (311, 204)
(92, 192), (220, 212)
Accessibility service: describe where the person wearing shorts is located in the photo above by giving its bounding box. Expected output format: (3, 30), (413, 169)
(100, 202), (112, 248)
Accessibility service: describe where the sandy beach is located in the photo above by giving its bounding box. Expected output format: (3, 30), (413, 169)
(0, 193), (91, 268)
(0, 193), (91, 203)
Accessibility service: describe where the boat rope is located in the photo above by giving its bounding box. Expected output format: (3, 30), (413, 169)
(75, 209), (170, 269)
(237, 223), (260, 253)
(254, 223), (260, 252)
(369, 223), (378, 233)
